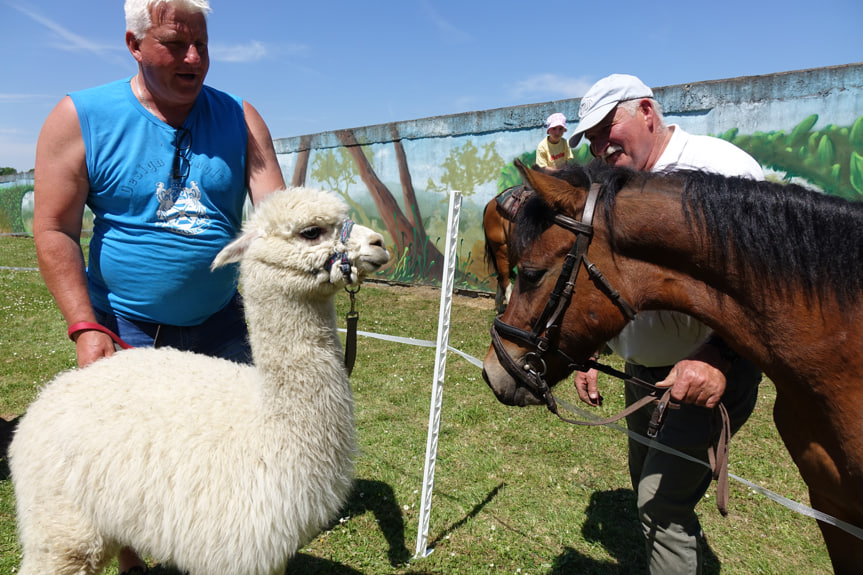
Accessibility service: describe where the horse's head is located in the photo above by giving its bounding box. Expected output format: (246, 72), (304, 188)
(482, 160), (634, 407)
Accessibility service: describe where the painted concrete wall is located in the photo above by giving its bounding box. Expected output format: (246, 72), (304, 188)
(3, 64), (862, 288)
(272, 63), (863, 291)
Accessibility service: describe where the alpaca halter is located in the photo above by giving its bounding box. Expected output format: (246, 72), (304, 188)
(323, 218), (363, 374)
(325, 219), (357, 283)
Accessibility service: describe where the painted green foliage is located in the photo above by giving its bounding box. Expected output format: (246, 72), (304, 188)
(421, 139), (503, 288)
(498, 151), (536, 194)
(310, 146), (376, 227)
(426, 140), (504, 198)
(497, 140), (593, 194)
(727, 114), (863, 200)
(849, 116), (863, 196)
(495, 116), (863, 203)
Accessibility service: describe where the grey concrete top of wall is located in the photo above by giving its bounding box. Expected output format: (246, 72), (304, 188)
(273, 62), (863, 154)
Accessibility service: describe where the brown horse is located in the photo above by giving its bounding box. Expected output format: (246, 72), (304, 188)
(482, 160), (863, 573)
(483, 186), (531, 314)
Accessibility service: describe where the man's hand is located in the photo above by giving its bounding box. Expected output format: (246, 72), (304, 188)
(656, 359), (726, 408)
(574, 368), (603, 407)
(73, 330), (116, 368)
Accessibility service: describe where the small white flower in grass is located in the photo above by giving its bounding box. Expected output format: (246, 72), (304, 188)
(403, 504), (409, 510)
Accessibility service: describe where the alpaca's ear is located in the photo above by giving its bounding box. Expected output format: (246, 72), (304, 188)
(211, 229), (263, 270)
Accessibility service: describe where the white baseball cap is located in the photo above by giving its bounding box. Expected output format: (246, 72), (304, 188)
(571, 74), (654, 138)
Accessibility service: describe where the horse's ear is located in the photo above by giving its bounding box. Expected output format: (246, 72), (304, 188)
(516, 161), (585, 216)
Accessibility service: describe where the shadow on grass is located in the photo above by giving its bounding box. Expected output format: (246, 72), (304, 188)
(428, 482), (505, 548)
(287, 477), (414, 572)
(0, 416), (19, 480)
(548, 488), (720, 575)
(284, 553), (369, 574)
(287, 479), (506, 573)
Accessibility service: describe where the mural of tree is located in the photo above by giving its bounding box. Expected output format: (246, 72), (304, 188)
(309, 147), (374, 226)
(289, 135), (312, 187)
(426, 139), (504, 199)
(335, 128), (445, 282)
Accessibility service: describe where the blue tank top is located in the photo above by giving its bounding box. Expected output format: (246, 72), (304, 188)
(71, 77), (248, 325)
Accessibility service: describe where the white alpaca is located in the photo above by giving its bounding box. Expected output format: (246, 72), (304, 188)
(9, 187), (390, 575)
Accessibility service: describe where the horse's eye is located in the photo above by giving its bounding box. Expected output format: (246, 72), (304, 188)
(519, 267), (544, 284)
(300, 226), (324, 240)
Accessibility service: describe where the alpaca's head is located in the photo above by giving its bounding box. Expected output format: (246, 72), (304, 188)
(212, 188), (390, 296)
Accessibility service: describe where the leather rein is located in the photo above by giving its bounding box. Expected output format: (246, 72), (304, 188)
(488, 180), (733, 514)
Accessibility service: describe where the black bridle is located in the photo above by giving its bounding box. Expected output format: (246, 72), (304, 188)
(490, 182), (636, 395)
(488, 178), (733, 514)
(488, 182), (678, 431)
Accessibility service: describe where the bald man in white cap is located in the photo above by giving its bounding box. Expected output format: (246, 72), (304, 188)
(571, 73), (764, 575)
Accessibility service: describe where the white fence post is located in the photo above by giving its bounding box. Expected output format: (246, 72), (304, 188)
(414, 189), (462, 558)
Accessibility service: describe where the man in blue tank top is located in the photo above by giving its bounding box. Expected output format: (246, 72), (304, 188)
(32, 2), (285, 572)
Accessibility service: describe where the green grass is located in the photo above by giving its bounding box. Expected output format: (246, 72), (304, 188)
(0, 236), (833, 574)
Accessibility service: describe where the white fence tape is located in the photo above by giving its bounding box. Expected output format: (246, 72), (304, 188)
(8, 235), (859, 540)
(340, 327), (863, 543)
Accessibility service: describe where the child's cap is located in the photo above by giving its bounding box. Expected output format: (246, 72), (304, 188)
(546, 113), (567, 133)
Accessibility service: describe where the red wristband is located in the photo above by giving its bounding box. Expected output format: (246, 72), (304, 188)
(67, 322), (134, 350)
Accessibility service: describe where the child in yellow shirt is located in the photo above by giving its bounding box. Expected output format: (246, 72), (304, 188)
(536, 112), (573, 169)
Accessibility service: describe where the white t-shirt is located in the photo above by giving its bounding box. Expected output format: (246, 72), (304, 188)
(607, 125), (764, 367)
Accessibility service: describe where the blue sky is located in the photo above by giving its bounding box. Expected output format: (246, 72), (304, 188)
(1, 0), (861, 172)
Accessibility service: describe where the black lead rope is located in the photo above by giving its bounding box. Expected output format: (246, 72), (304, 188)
(344, 285), (360, 376)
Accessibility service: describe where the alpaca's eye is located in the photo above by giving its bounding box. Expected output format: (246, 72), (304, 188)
(300, 226), (324, 240)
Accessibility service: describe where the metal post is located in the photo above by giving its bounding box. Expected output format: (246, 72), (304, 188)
(414, 189), (462, 558)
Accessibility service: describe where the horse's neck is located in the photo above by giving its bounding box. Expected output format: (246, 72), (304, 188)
(607, 191), (854, 386)
(608, 192), (764, 339)
(610, 192), (717, 294)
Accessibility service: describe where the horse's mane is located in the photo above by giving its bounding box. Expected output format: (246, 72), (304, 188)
(677, 168), (863, 306)
(515, 161), (863, 306)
